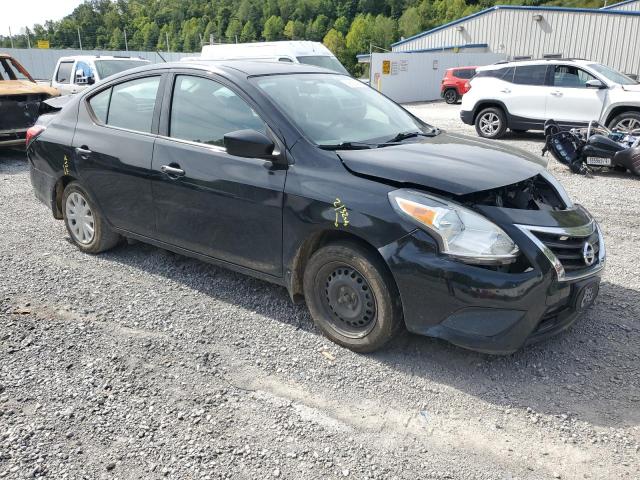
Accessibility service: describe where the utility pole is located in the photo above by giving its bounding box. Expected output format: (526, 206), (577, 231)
(8, 26), (14, 48)
(77, 27), (82, 50)
(235, 35), (238, 44)
(199, 33), (203, 47)
(165, 32), (170, 52)
(209, 33), (214, 45)
(26, 30), (31, 48)
(124, 29), (128, 51)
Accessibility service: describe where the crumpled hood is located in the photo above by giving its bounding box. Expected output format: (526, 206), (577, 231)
(0, 80), (59, 97)
(337, 132), (547, 196)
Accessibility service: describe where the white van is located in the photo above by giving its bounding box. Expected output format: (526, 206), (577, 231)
(196, 41), (349, 74)
(51, 55), (150, 95)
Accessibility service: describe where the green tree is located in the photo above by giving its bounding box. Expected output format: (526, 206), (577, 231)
(307, 14), (329, 41)
(398, 7), (422, 38)
(240, 21), (257, 42)
(334, 16), (350, 35)
(262, 15), (285, 41)
(226, 18), (243, 42)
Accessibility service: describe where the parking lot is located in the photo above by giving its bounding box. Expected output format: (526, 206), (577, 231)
(1, 102), (639, 479)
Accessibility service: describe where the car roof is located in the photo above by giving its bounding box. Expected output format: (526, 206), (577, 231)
(478, 59), (594, 71)
(110, 59), (339, 79)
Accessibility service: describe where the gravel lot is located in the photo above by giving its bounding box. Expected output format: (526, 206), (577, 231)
(1, 102), (639, 480)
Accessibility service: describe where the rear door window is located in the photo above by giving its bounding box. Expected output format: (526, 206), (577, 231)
(513, 65), (549, 86)
(87, 76), (160, 133)
(56, 62), (74, 83)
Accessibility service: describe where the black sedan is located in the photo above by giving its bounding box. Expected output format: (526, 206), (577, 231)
(27, 61), (605, 354)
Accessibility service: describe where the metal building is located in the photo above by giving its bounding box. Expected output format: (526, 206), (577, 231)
(391, 2), (640, 77)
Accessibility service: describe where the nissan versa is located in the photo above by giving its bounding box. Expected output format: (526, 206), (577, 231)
(27, 61), (605, 354)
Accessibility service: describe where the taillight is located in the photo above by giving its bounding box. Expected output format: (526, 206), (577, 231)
(26, 125), (45, 147)
(464, 81), (471, 93)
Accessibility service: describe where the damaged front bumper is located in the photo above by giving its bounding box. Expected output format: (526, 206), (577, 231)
(380, 205), (605, 354)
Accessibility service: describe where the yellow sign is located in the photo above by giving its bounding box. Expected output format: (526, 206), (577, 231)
(37, 40), (50, 49)
(382, 60), (391, 75)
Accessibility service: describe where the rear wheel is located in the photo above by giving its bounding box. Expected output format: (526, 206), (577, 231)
(303, 241), (403, 353)
(444, 89), (459, 104)
(475, 107), (507, 139)
(62, 182), (120, 254)
(608, 111), (640, 134)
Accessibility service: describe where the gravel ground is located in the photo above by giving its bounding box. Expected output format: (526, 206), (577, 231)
(1, 102), (639, 480)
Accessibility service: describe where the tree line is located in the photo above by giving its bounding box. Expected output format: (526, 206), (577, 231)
(1, 0), (605, 75)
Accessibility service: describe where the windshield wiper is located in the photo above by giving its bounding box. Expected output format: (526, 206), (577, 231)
(319, 141), (375, 150)
(383, 130), (437, 144)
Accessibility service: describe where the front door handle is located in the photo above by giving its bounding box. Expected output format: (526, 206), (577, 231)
(75, 146), (92, 159)
(500, 88), (511, 94)
(551, 91), (563, 97)
(160, 164), (185, 177)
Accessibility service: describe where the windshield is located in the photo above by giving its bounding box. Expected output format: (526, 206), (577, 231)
(588, 63), (637, 85)
(0, 57), (33, 81)
(254, 73), (434, 147)
(296, 56), (349, 75)
(94, 60), (150, 80)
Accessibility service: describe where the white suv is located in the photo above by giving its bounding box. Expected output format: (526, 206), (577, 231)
(461, 59), (640, 139)
(51, 55), (150, 95)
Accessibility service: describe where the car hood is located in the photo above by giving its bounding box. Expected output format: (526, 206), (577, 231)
(0, 80), (59, 97)
(620, 84), (640, 92)
(337, 132), (547, 196)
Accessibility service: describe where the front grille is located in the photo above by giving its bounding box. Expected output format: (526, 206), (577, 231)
(532, 229), (600, 272)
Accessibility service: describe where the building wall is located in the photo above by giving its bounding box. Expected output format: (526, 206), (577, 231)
(369, 49), (505, 103)
(2, 48), (198, 80)
(392, 9), (640, 77)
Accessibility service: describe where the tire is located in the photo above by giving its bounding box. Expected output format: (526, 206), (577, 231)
(475, 107), (508, 139)
(607, 111), (640, 134)
(303, 241), (403, 353)
(444, 89), (459, 105)
(62, 182), (120, 254)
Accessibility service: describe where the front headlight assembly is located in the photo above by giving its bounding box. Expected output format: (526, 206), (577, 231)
(389, 189), (519, 265)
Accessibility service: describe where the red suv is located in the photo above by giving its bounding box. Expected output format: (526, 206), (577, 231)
(441, 66), (477, 104)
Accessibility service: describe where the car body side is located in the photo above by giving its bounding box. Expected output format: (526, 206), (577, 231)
(28, 62), (603, 354)
(461, 60), (640, 133)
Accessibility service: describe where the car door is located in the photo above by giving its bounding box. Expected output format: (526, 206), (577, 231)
(545, 65), (607, 124)
(151, 72), (287, 276)
(52, 60), (75, 95)
(72, 73), (165, 238)
(507, 65), (550, 126)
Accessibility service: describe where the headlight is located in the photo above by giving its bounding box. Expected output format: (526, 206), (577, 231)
(389, 189), (519, 264)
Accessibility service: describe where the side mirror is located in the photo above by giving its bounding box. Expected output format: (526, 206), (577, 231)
(224, 129), (276, 159)
(586, 79), (605, 89)
(75, 69), (87, 84)
(87, 75), (95, 85)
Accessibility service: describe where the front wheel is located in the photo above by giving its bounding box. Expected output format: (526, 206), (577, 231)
(303, 242), (403, 353)
(444, 89), (459, 104)
(62, 182), (120, 254)
(608, 111), (640, 134)
(475, 107), (507, 139)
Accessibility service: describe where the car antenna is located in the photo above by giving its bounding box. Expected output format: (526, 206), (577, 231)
(156, 51), (167, 63)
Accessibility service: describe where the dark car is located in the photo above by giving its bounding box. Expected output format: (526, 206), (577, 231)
(27, 61), (605, 354)
(440, 66), (476, 104)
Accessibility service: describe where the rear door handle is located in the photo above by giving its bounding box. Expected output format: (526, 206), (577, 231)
(75, 146), (92, 159)
(500, 88), (511, 93)
(551, 91), (563, 97)
(160, 165), (185, 177)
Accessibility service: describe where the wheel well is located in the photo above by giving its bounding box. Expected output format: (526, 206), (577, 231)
(605, 106), (640, 126)
(52, 175), (76, 219)
(473, 102), (506, 123)
(288, 230), (394, 305)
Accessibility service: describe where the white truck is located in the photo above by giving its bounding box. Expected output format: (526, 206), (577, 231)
(195, 41), (349, 74)
(50, 55), (150, 95)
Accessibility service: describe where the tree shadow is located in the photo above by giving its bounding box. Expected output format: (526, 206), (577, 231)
(99, 240), (639, 430)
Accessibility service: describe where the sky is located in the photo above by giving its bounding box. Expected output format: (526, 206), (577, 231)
(1, 0), (84, 36)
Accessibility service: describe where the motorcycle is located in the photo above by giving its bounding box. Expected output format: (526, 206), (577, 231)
(543, 119), (640, 176)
